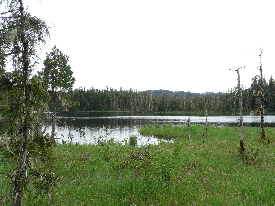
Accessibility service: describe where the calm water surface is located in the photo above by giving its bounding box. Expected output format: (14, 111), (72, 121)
(43, 112), (275, 145)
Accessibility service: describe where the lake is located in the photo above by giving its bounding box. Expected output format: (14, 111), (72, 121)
(43, 112), (275, 146)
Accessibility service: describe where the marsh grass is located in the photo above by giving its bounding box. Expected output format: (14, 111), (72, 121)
(1, 125), (275, 205)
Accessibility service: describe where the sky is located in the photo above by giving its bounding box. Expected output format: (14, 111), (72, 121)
(6, 0), (275, 93)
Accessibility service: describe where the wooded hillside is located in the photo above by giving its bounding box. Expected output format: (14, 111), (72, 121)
(66, 76), (275, 114)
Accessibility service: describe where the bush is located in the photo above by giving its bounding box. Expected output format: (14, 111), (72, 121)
(129, 135), (137, 147)
(240, 146), (264, 166)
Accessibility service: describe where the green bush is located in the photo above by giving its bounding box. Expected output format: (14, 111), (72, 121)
(129, 135), (137, 146)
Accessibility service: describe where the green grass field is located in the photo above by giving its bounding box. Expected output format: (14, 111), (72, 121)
(1, 125), (275, 205)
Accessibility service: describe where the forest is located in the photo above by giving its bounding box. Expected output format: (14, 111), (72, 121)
(66, 75), (275, 114)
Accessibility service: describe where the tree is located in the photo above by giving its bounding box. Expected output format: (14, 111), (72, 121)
(230, 67), (245, 153)
(267, 76), (275, 113)
(0, 1), (57, 205)
(40, 46), (75, 141)
(252, 49), (266, 140)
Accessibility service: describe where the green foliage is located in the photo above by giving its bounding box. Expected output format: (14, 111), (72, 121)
(0, 138), (57, 205)
(129, 135), (137, 146)
(66, 80), (275, 114)
(94, 142), (180, 203)
(39, 46), (75, 142)
(266, 76), (275, 112)
(139, 124), (207, 140)
(0, 0), (56, 204)
(39, 46), (75, 112)
(2, 126), (274, 205)
(0, 8), (49, 68)
(239, 146), (265, 166)
(23, 134), (57, 204)
(41, 46), (75, 92)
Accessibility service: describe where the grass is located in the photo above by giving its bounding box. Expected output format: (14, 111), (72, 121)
(1, 125), (275, 205)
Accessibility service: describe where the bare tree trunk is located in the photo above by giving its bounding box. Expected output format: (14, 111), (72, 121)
(260, 104), (265, 140)
(236, 68), (245, 153)
(259, 50), (265, 140)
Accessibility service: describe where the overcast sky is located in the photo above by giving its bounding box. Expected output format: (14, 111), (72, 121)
(20, 0), (275, 92)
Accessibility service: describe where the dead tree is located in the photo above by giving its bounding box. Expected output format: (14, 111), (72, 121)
(230, 67), (245, 153)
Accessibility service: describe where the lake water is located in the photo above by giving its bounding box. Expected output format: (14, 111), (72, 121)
(43, 112), (275, 146)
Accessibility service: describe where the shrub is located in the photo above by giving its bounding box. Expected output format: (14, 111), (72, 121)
(129, 135), (137, 147)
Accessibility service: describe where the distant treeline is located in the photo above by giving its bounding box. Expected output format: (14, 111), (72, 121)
(67, 76), (275, 114)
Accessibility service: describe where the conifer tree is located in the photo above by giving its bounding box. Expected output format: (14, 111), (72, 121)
(0, 1), (56, 205)
(40, 46), (75, 141)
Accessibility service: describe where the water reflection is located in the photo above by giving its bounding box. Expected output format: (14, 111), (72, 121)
(43, 112), (275, 145)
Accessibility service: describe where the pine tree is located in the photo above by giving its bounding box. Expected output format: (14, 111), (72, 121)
(0, 1), (57, 205)
(40, 46), (75, 141)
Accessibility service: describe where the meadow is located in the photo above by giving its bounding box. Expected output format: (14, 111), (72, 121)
(1, 124), (275, 205)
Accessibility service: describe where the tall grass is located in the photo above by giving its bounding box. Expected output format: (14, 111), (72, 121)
(1, 125), (275, 205)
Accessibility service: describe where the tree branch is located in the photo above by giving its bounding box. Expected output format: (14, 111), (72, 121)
(0, 16), (14, 19)
(0, 10), (16, 15)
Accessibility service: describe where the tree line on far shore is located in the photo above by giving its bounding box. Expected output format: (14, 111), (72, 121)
(66, 76), (275, 114)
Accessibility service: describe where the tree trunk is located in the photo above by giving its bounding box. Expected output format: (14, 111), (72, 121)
(236, 69), (245, 153)
(259, 62), (265, 140)
(12, 1), (31, 205)
(51, 85), (56, 142)
(12, 138), (28, 206)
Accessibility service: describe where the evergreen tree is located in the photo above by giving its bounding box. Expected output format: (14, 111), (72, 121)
(0, 1), (55, 205)
(267, 76), (275, 112)
(40, 46), (75, 140)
